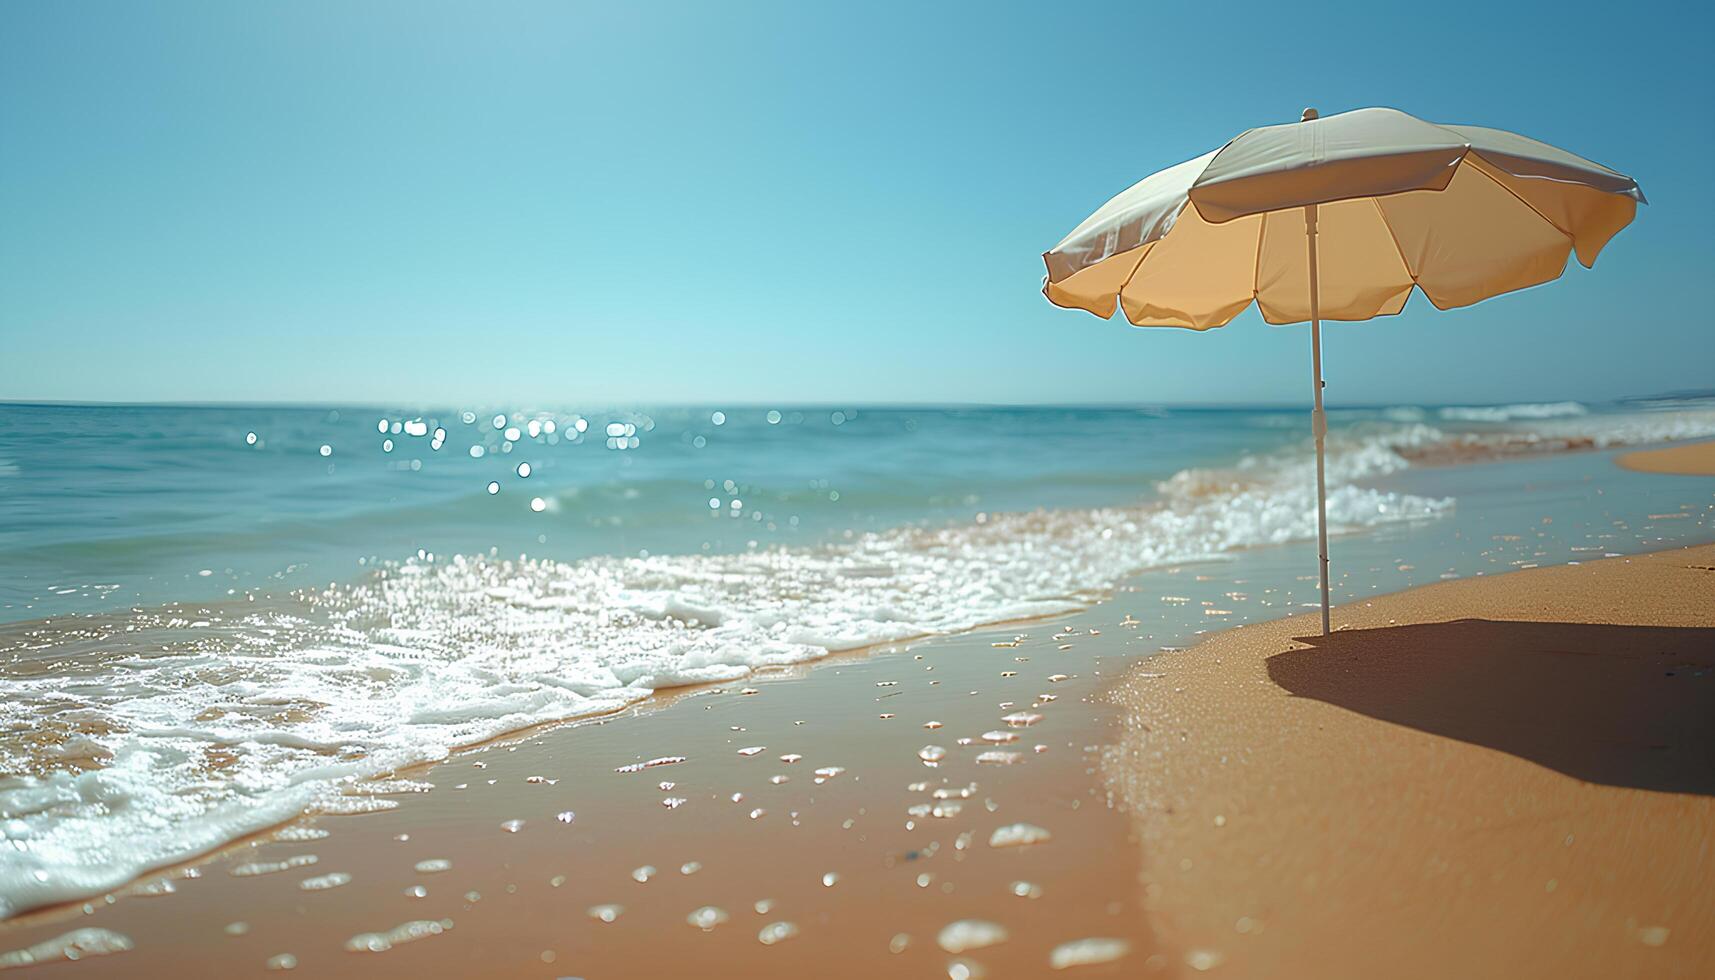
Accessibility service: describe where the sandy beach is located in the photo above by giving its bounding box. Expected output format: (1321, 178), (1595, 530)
(1107, 544), (1715, 978)
(3, 530), (1709, 976)
(1618, 440), (1715, 476)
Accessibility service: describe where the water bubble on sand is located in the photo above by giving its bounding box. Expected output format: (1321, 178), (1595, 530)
(345, 919), (453, 953)
(779, 753), (802, 763)
(662, 797), (687, 808)
(938, 920), (1008, 954)
(758, 921), (800, 945)
(300, 872), (352, 891)
(687, 906), (729, 931)
(556, 810), (575, 824)
(615, 756), (687, 773)
(889, 933), (911, 954)
(133, 877), (175, 896)
(680, 862), (702, 876)
(814, 766), (845, 779)
(749, 808), (767, 819)
(414, 859), (452, 874)
(976, 750), (1022, 765)
(225, 922), (250, 936)
(1001, 712), (1043, 728)
(981, 731), (1019, 744)
(589, 905), (623, 923)
(0, 928), (135, 968)
(932, 802), (963, 819)
(730, 792), (745, 803)
(989, 824), (1052, 848)
(405, 885), (427, 898)
(1047, 674), (1069, 683)
(632, 866), (657, 883)
(549, 876), (566, 888)
(464, 891), (481, 903)
(1010, 881), (1043, 899)
(822, 872), (840, 887)
(658, 781), (675, 791)
(265, 953), (298, 970)
(487, 481), (500, 495)
(1185, 949), (1225, 971)
(232, 855), (319, 877)
(918, 745), (948, 764)
(754, 898), (775, 914)
(924, 721), (944, 730)
(769, 775), (789, 785)
(738, 746), (766, 756)
(500, 819), (525, 833)
(274, 826), (330, 843)
(1050, 938), (1130, 969)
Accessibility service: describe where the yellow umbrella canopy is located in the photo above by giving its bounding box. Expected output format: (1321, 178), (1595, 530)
(1045, 107), (1642, 328)
(1042, 106), (1643, 632)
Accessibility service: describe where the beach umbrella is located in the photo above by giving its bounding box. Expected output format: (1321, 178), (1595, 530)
(1042, 106), (1643, 634)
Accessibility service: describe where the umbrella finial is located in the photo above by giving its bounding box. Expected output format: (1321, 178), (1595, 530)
(1300, 107), (1319, 122)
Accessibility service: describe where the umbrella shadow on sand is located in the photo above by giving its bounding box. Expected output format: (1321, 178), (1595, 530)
(1266, 619), (1715, 796)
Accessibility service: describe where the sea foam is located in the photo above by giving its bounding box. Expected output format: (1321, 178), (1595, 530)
(2, 411), (1672, 919)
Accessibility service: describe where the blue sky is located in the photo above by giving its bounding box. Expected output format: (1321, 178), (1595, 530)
(2, 0), (1710, 407)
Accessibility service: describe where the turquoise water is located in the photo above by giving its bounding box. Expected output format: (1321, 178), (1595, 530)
(0, 398), (1712, 918)
(7, 400), (1710, 621)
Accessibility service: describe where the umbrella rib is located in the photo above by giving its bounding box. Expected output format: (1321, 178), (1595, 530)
(1465, 156), (1576, 242)
(1369, 198), (1419, 283)
(1106, 245), (1156, 323)
(1251, 210), (1268, 300)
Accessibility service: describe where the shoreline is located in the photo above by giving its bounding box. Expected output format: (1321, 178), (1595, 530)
(1105, 544), (1715, 978)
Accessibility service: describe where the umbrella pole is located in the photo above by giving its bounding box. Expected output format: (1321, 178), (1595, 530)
(1306, 202), (1331, 635)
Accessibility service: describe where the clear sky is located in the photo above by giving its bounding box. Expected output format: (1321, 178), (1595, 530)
(2, 1), (1710, 407)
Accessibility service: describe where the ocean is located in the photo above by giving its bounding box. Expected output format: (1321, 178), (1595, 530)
(1, 398), (1712, 918)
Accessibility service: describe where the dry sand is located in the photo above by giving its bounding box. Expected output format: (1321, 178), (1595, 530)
(1617, 440), (1715, 476)
(1106, 544), (1715, 979)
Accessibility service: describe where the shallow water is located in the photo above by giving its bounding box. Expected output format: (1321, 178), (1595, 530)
(1, 399), (1712, 923)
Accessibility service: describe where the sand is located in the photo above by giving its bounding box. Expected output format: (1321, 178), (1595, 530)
(1106, 544), (1715, 978)
(3, 540), (1710, 977)
(1617, 440), (1715, 476)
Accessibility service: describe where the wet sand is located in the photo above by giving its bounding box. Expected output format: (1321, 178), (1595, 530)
(1107, 544), (1715, 978)
(0, 608), (1165, 977)
(1618, 440), (1715, 476)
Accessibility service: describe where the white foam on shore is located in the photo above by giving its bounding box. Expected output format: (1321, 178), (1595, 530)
(1439, 401), (1588, 422)
(3, 407), (1708, 919)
